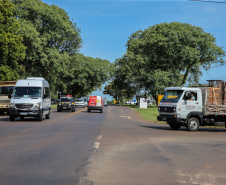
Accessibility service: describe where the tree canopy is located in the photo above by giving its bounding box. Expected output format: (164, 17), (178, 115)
(110, 22), (225, 102)
(0, 0), (26, 80)
(0, 0), (112, 98)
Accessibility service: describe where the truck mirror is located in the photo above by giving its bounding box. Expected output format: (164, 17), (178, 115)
(8, 94), (12, 99)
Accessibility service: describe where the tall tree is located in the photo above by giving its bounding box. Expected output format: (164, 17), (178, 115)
(12, 0), (82, 89)
(0, 0), (26, 80)
(127, 22), (225, 85)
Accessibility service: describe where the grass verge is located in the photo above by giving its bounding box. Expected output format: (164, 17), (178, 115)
(51, 104), (57, 109)
(126, 104), (165, 123)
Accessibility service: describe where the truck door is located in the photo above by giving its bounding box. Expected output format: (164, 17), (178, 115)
(180, 91), (200, 119)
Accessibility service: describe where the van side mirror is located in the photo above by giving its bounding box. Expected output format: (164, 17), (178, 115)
(8, 94), (12, 99)
(43, 93), (47, 99)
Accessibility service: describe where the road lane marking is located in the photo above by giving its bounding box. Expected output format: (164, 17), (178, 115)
(93, 142), (100, 152)
(65, 107), (87, 118)
(97, 135), (102, 140)
(119, 116), (131, 119)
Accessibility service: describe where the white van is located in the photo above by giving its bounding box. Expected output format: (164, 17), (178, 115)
(9, 77), (51, 121)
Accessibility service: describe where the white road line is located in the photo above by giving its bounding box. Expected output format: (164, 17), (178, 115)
(97, 134), (102, 140)
(119, 116), (132, 120)
(93, 142), (100, 151)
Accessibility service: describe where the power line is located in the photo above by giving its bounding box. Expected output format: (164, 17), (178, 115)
(190, 0), (226, 3)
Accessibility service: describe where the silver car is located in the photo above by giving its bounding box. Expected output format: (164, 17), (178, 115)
(103, 101), (107, 106)
(75, 99), (85, 108)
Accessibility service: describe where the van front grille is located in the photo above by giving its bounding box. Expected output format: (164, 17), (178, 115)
(15, 104), (33, 109)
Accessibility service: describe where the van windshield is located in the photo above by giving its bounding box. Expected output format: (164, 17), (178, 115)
(161, 90), (183, 103)
(14, 87), (41, 98)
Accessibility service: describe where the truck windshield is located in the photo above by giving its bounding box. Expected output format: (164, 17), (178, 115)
(14, 87), (41, 98)
(0, 86), (14, 95)
(161, 90), (183, 103)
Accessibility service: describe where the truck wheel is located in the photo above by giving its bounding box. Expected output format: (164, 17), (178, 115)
(169, 123), (181, 130)
(20, 116), (24, 120)
(187, 117), (199, 131)
(10, 115), (15, 121)
(87, 109), (90, 112)
(38, 110), (43, 121)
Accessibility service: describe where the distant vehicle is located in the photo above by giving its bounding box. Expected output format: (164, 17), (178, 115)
(75, 98), (85, 108)
(57, 96), (75, 112)
(79, 97), (88, 107)
(0, 81), (16, 115)
(88, 96), (103, 113)
(9, 77), (51, 121)
(103, 100), (107, 106)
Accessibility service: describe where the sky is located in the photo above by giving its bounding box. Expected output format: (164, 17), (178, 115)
(42, 0), (226, 100)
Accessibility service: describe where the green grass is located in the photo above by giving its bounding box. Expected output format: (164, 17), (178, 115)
(51, 104), (57, 109)
(126, 104), (165, 123)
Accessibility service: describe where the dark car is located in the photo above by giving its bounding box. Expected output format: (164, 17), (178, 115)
(57, 97), (75, 112)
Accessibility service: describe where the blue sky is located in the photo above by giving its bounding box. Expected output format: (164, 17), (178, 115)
(43, 0), (226, 100)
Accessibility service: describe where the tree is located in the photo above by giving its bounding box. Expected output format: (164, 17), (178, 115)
(127, 22), (225, 85)
(115, 22), (226, 102)
(0, 0), (26, 80)
(58, 53), (113, 97)
(12, 0), (82, 92)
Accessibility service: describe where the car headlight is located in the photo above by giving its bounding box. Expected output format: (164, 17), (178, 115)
(34, 102), (40, 109)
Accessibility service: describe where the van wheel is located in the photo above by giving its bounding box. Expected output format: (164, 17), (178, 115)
(38, 110), (43, 121)
(57, 108), (62, 112)
(187, 117), (199, 131)
(10, 115), (15, 121)
(168, 122), (181, 130)
(46, 109), (50, 119)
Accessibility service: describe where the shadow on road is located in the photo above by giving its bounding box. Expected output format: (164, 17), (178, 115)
(140, 125), (226, 132)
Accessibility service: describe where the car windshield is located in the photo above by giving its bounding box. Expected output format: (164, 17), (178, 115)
(160, 90), (183, 103)
(14, 87), (41, 98)
(76, 99), (83, 102)
(61, 98), (72, 102)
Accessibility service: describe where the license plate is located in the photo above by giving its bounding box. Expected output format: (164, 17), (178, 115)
(162, 117), (167, 121)
(20, 112), (27, 115)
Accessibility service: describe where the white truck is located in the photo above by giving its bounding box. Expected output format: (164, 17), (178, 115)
(157, 80), (226, 131)
(0, 81), (16, 115)
(9, 77), (51, 121)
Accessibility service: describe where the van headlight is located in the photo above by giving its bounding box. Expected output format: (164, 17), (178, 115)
(10, 102), (15, 109)
(34, 102), (40, 109)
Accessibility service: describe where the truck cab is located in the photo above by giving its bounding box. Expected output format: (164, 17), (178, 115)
(157, 87), (203, 131)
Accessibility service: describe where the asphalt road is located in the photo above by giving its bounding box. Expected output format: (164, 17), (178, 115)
(1, 105), (226, 185)
(0, 107), (105, 185)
